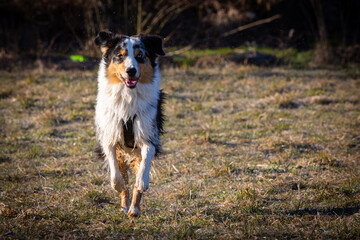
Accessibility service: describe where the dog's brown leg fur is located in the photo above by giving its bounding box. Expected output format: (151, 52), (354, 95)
(120, 187), (129, 212)
(116, 147), (130, 212)
(127, 156), (143, 217)
(127, 186), (143, 217)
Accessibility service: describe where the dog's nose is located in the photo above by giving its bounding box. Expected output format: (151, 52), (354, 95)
(126, 67), (137, 78)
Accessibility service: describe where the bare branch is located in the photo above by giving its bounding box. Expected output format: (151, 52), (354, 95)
(166, 45), (193, 56)
(221, 14), (281, 38)
(144, 2), (184, 34)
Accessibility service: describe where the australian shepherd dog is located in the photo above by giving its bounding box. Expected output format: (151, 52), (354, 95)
(94, 30), (165, 217)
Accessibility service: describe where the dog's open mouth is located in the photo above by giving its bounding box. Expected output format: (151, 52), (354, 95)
(125, 78), (138, 88)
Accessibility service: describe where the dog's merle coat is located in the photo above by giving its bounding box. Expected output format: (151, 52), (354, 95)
(94, 30), (165, 217)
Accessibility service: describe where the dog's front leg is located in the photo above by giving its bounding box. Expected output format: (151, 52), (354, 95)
(128, 143), (155, 217)
(104, 145), (124, 192)
(135, 143), (155, 192)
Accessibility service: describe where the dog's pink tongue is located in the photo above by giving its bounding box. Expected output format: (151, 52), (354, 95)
(125, 78), (137, 87)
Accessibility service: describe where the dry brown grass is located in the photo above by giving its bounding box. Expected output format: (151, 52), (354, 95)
(0, 64), (359, 239)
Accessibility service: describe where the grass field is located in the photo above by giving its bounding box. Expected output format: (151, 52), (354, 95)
(1, 63), (360, 239)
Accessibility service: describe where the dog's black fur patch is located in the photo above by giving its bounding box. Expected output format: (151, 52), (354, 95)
(138, 34), (165, 67)
(123, 116), (136, 149)
(154, 90), (166, 156)
(157, 90), (166, 136)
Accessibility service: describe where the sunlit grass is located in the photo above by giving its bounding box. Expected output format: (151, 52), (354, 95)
(0, 65), (359, 239)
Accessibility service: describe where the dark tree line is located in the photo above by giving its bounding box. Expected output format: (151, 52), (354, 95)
(0, 0), (359, 64)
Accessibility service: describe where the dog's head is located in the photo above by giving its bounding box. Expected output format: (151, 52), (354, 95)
(95, 31), (165, 88)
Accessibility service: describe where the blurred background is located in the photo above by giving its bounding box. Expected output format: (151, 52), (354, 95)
(0, 0), (359, 68)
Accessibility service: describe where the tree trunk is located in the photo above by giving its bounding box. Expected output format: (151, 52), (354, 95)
(311, 0), (331, 65)
(137, 0), (142, 34)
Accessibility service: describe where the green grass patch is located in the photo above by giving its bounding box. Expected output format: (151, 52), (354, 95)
(170, 46), (314, 68)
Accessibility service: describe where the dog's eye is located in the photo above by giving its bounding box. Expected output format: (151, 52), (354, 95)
(118, 54), (124, 59)
(136, 53), (143, 60)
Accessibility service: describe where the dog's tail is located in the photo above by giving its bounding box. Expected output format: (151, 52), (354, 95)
(95, 142), (105, 161)
(157, 89), (166, 136)
(95, 142), (110, 171)
(154, 90), (166, 157)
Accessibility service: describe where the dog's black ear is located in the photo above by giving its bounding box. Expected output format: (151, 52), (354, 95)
(95, 30), (116, 54)
(138, 34), (165, 56)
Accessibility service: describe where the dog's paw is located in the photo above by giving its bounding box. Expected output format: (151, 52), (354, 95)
(110, 174), (124, 192)
(121, 206), (129, 214)
(127, 206), (141, 217)
(135, 174), (149, 192)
